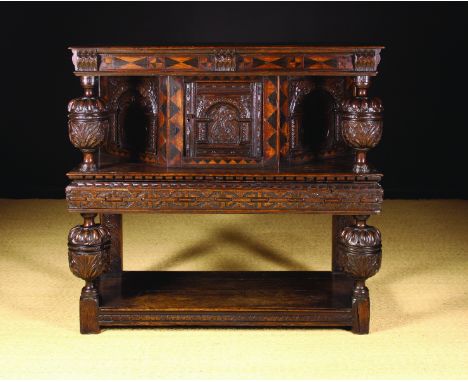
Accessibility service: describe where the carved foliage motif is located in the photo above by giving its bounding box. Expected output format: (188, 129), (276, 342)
(68, 78), (109, 171)
(68, 97), (108, 149)
(341, 98), (383, 150)
(68, 119), (109, 150)
(69, 251), (110, 282)
(341, 120), (383, 149)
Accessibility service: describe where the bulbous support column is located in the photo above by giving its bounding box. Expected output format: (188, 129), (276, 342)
(68, 76), (109, 172)
(341, 76), (383, 173)
(337, 215), (382, 334)
(68, 213), (111, 334)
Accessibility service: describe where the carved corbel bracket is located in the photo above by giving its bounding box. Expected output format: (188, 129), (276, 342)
(68, 76), (109, 171)
(353, 50), (381, 72)
(341, 76), (383, 173)
(72, 49), (99, 72)
(213, 49), (237, 71)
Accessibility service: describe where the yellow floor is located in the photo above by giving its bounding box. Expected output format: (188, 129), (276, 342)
(0, 199), (467, 379)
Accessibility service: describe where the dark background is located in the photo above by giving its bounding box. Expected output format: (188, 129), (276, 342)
(1, 2), (467, 198)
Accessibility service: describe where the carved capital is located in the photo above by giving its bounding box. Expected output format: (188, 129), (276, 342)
(72, 49), (99, 71)
(68, 77), (109, 171)
(341, 97), (383, 173)
(213, 49), (236, 71)
(337, 216), (382, 280)
(68, 213), (111, 297)
(353, 50), (381, 72)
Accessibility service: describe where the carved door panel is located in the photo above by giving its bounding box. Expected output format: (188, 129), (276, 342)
(184, 80), (263, 165)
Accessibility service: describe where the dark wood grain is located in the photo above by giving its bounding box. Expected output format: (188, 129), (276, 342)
(66, 45), (384, 334)
(98, 271), (353, 328)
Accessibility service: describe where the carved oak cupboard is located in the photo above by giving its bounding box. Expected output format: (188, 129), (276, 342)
(66, 45), (384, 334)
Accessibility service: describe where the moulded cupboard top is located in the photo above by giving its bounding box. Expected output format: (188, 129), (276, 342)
(70, 45), (383, 76)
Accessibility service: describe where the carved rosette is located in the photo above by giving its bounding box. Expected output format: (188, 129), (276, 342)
(337, 216), (382, 280)
(213, 49), (236, 71)
(68, 76), (109, 171)
(341, 76), (383, 173)
(68, 213), (111, 297)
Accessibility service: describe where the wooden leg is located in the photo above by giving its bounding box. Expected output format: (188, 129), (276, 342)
(100, 214), (123, 274)
(351, 280), (370, 334)
(336, 215), (382, 335)
(68, 213), (111, 334)
(79, 282), (101, 334)
(332, 215), (354, 272)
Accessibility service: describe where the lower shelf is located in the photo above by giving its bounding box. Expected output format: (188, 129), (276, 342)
(98, 271), (353, 328)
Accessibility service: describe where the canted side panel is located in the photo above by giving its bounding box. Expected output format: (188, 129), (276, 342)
(66, 181), (383, 213)
(279, 77), (290, 158)
(262, 76), (279, 167)
(167, 76), (184, 166)
(157, 76), (168, 165)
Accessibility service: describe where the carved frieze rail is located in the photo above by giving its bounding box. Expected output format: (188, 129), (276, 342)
(71, 46), (382, 75)
(66, 181), (383, 213)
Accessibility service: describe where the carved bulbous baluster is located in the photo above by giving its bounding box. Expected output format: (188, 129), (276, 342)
(68, 76), (109, 171)
(337, 215), (382, 334)
(68, 213), (111, 333)
(341, 76), (383, 173)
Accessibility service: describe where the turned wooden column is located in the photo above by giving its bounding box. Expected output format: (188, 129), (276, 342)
(68, 213), (111, 334)
(68, 76), (109, 171)
(341, 76), (383, 173)
(337, 215), (382, 334)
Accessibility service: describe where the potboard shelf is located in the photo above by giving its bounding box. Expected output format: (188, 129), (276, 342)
(97, 271), (354, 328)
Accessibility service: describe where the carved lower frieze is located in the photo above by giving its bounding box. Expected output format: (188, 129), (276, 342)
(66, 181), (383, 213)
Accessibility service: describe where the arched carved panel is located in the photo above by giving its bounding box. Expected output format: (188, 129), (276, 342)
(287, 77), (349, 163)
(184, 80), (262, 161)
(101, 77), (159, 162)
(102, 77), (134, 157)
